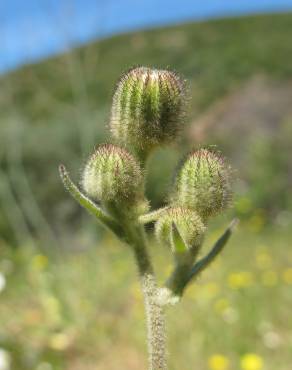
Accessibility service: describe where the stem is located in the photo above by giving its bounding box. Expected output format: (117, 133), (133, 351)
(165, 223), (201, 297)
(130, 226), (167, 370)
(165, 260), (194, 297)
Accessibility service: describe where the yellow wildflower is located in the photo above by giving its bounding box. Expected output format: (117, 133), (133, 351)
(208, 354), (230, 370)
(240, 353), (263, 370)
(228, 271), (254, 289)
(282, 268), (292, 284)
(32, 254), (48, 271)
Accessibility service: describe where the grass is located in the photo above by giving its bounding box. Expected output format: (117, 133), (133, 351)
(1, 222), (292, 370)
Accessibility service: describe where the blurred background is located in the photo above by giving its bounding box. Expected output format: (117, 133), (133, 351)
(0, 1), (292, 369)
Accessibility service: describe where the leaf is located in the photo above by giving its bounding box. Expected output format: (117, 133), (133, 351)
(188, 218), (239, 281)
(59, 164), (123, 237)
(138, 207), (169, 224)
(170, 222), (188, 254)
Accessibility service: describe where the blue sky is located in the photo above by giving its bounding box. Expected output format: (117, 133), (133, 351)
(1, 0), (292, 74)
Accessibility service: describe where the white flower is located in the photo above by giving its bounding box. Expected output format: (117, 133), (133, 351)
(0, 349), (11, 370)
(0, 273), (6, 293)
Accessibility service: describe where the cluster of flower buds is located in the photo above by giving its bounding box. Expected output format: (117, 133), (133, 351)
(78, 66), (232, 245)
(59, 66), (237, 370)
(61, 66), (233, 281)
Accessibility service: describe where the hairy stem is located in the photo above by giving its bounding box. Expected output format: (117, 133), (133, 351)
(130, 226), (167, 370)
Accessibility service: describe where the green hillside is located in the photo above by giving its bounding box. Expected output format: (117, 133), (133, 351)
(0, 13), (291, 244)
(1, 13), (292, 118)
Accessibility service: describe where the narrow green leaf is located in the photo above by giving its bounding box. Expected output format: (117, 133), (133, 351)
(138, 206), (169, 224)
(59, 164), (123, 237)
(188, 218), (238, 281)
(170, 222), (188, 254)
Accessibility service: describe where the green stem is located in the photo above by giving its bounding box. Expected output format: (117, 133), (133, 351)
(165, 223), (200, 297)
(165, 259), (195, 297)
(129, 226), (167, 370)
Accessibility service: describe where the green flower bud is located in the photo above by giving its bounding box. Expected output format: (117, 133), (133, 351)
(173, 149), (232, 220)
(82, 144), (144, 206)
(155, 207), (205, 251)
(110, 66), (186, 160)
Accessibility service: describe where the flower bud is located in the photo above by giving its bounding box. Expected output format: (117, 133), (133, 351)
(155, 207), (205, 250)
(173, 149), (232, 220)
(82, 144), (144, 205)
(110, 67), (185, 159)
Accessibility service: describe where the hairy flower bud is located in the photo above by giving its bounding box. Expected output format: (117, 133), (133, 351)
(155, 207), (205, 251)
(82, 144), (144, 206)
(173, 149), (232, 220)
(110, 66), (186, 159)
